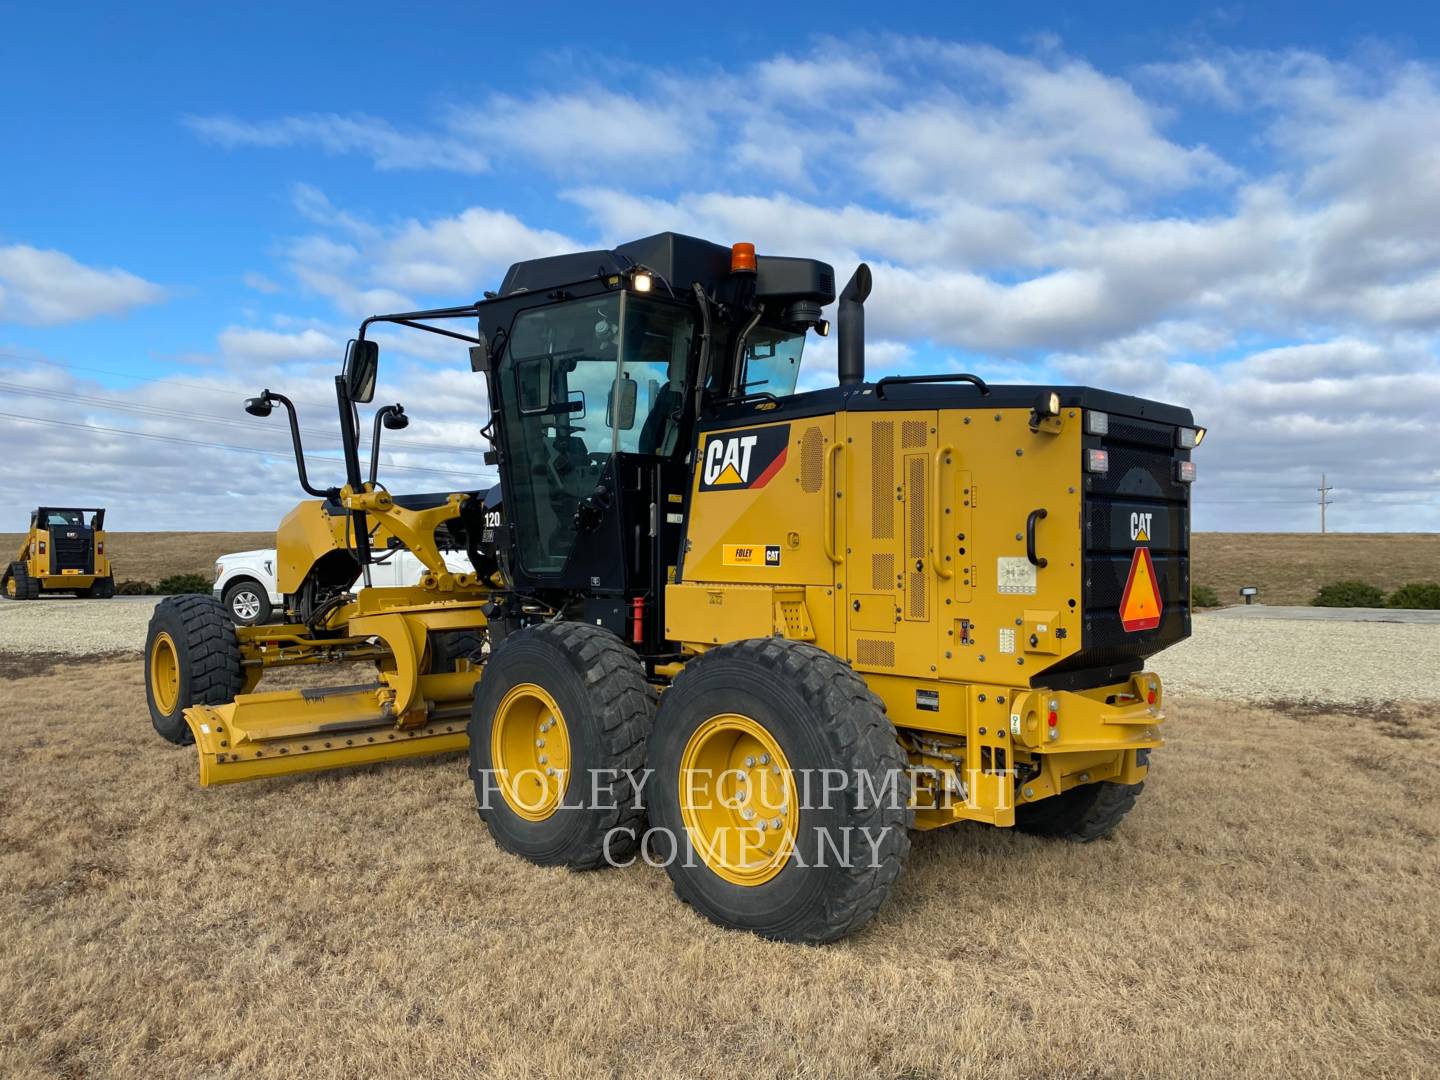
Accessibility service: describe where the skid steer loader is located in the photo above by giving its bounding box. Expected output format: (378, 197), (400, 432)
(145, 233), (1203, 942)
(5, 506), (115, 599)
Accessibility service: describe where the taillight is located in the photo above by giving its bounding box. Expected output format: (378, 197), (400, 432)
(38, 541), (46, 555)
(1175, 460), (1196, 483)
(1085, 448), (1109, 475)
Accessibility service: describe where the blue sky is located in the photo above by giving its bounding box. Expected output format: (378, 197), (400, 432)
(2, 2), (1439, 531)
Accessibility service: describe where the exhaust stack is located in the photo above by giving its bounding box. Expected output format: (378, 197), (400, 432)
(837, 263), (872, 386)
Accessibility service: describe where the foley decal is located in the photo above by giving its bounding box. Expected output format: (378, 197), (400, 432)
(722, 544), (782, 567)
(699, 424), (789, 491)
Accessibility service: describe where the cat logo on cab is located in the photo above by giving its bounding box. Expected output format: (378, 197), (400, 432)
(698, 424), (790, 491)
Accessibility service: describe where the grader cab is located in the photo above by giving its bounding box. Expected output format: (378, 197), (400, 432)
(5, 506), (115, 599)
(145, 233), (1202, 942)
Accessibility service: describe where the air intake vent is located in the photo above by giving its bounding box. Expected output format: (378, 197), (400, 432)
(855, 639), (896, 668)
(871, 421), (894, 539)
(872, 553), (895, 591)
(799, 426), (824, 493)
(901, 420), (928, 449)
(905, 454), (929, 621)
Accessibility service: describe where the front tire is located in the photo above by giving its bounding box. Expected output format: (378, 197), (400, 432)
(222, 579), (272, 625)
(647, 639), (912, 944)
(1014, 781), (1143, 841)
(469, 623), (651, 869)
(144, 595), (246, 744)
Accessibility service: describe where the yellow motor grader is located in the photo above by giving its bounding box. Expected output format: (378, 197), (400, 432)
(5, 506), (115, 599)
(146, 233), (1202, 942)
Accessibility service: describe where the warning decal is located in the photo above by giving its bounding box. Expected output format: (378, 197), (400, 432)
(1119, 547), (1163, 632)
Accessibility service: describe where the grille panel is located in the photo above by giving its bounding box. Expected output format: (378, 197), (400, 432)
(870, 421), (894, 539)
(901, 419), (928, 448)
(855, 639), (896, 668)
(872, 553), (895, 591)
(799, 426), (824, 493)
(905, 455), (928, 621)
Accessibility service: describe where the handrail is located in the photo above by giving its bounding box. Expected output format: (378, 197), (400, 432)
(874, 372), (990, 399)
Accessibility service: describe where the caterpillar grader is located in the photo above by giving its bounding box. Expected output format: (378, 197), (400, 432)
(145, 233), (1202, 943)
(5, 506), (115, 599)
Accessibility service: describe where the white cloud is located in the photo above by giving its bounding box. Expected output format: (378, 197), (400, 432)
(0, 245), (165, 325)
(183, 113), (489, 173)
(217, 326), (339, 363)
(243, 272), (282, 295)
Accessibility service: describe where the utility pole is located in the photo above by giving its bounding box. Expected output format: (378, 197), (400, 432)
(1318, 473), (1333, 534)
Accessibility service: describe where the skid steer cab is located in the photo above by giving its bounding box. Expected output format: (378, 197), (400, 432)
(5, 506), (114, 599)
(143, 232), (1204, 944)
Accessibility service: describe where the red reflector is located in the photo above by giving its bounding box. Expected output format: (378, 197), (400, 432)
(1147, 690), (1157, 705)
(1047, 711), (1058, 727)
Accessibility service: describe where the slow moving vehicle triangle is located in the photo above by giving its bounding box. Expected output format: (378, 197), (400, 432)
(1119, 546), (1163, 631)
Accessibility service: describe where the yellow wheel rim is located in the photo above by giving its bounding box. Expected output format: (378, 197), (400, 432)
(150, 632), (180, 714)
(490, 683), (571, 821)
(4, 577), (14, 598)
(679, 713), (799, 886)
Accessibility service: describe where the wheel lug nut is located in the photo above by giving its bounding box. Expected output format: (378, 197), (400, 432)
(771, 818), (783, 830)
(759, 820), (769, 832)
(535, 739), (545, 747)
(741, 807), (755, 820)
(744, 756), (756, 768)
(546, 767), (556, 777)
(539, 755), (548, 765)
(759, 753), (769, 766)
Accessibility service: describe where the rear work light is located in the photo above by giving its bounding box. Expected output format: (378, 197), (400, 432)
(1085, 448), (1109, 475)
(1084, 410), (1109, 436)
(1176, 460), (1197, 483)
(1176, 426), (1205, 448)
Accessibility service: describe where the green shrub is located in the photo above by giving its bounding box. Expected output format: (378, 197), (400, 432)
(1388, 582), (1440, 609)
(155, 573), (213, 595)
(116, 580), (152, 595)
(1191, 584), (1220, 608)
(1312, 580), (1386, 607)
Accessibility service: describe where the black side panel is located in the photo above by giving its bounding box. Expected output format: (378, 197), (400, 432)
(1071, 414), (1191, 677)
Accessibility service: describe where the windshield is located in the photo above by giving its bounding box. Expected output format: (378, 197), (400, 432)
(498, 292), (695, 574)
(740, 327), (805, 397)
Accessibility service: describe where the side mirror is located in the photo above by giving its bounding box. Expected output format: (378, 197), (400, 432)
(343, 339), (379, 403)
(608, 375), (638, 430)
(469, 333), (491, 373)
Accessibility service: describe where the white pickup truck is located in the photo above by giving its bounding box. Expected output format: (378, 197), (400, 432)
(213, 546), (475, 625)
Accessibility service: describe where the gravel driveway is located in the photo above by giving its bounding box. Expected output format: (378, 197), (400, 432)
(0, 596), (161, 655)
(3, 597), (1436, 706)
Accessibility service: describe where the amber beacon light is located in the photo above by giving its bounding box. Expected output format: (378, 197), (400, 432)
(730, 241), (757, 273)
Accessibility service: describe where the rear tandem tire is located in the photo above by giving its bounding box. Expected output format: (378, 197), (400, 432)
(85, 576), (116, 599)
(469, 622), (652, 869)
(430, 630), (484, 673)
(144, 595), (246, 745)
(646, 639), (913, 944)
(4, 563), (41, 601)
(1013, 781), (1144, 842)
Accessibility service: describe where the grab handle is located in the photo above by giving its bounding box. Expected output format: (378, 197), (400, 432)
(824, 442), (844, 564)
(1026, 508), (1048, 569)
(933, 446), (955, 579)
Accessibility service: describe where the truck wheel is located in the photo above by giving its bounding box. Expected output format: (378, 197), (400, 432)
(469, 622), (651, 869)
(4, 563), (40, 600)
(85, 576), (116, 599)
(647, 639), (912, 944)
(145, 595), (246, 744)
(1014, 781), (1144, 842)
(222, 579), (272, 625)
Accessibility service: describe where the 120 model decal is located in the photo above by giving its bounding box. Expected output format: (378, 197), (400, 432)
(698, 424), (790, 491)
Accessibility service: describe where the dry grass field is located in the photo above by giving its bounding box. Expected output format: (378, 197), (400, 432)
(7, 530), (1433, 605)
(1191, 532), (1440, 606)
(0, 532), (271, 584)
(2, 653), (1436, 1079)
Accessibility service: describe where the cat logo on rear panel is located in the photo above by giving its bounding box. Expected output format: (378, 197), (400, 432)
(699, 425), (790, 491)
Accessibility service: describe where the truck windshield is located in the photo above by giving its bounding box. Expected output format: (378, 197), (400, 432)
(498, 292), (694, 574)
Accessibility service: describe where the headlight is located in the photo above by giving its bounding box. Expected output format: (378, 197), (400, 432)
(214, 562), (223, 580)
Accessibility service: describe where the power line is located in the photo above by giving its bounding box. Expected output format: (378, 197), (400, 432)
(0, 411), (496, 485)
